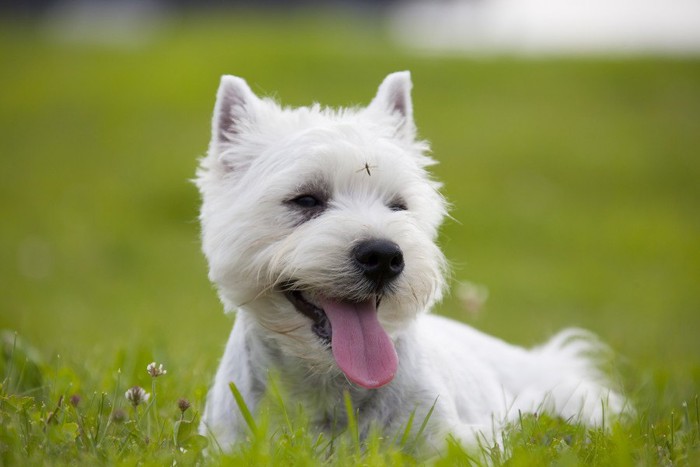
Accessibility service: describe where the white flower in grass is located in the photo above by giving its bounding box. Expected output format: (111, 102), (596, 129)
(147, 361), (167, 378)
(125, 386), (150, 408)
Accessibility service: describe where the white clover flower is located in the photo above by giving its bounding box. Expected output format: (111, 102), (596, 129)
(147, 361), (167, 378)
(125, 386), (150, 407)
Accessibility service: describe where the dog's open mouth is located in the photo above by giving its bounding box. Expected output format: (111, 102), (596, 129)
(282, 287), (398, 389)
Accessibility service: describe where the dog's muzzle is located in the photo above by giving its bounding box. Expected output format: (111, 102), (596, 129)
(277, 238), (404, 389)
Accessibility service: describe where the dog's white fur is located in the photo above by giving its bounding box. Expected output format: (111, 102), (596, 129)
(196, 72), (626, 451)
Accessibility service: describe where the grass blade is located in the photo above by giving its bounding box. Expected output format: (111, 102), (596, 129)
(229, 381), (257, 434)
(399, 409), (416, 448)
(415, 396), (438, 442)
(343, 390), (360, 447)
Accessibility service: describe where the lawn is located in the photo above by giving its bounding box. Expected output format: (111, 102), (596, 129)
(1, 9), (699, 465)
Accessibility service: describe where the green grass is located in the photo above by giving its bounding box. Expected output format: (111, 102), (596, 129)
(1, 9), (699, 465)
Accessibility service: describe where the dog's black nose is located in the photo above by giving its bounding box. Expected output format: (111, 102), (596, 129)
(353, 239), (404, 287)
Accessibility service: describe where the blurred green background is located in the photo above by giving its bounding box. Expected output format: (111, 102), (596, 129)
(1, 10), (698, 409)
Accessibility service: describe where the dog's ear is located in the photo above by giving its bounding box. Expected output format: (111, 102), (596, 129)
(368, 71), (415, 139)
(211, 75), (259, 154)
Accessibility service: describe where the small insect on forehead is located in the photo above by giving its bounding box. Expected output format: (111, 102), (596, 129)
(357, 162), (378, 176)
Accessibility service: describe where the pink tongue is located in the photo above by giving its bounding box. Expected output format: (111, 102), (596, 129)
(319, 297), (398, 389)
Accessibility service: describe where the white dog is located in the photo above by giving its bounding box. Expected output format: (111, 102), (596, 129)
(196, 71), (626, 451)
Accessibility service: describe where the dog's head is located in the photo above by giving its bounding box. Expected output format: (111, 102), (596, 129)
(196, 72), (447, 389)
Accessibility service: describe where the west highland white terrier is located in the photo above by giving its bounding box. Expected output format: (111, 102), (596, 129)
(196, 72), (626, 451)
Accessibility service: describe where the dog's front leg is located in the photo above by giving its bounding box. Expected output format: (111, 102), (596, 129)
(200, 311), (263, 451)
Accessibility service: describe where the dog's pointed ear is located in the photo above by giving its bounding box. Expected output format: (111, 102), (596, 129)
(211, 75), (259, 153)
(368, 71), (415, 139)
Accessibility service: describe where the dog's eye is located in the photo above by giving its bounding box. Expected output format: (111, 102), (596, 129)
(389, 199), (408, 212)
(291, 195), (322, 208)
